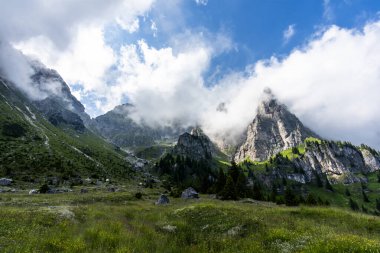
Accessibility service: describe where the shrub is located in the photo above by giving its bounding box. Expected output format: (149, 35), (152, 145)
(349, 198), (359, 211)
(135, 192), (143, 199)
(2, 123), (26, 137)
(39, 184), (50, 194)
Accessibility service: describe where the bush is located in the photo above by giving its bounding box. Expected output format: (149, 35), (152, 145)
(2, 123), (26, 137)
(219, 176), (238, 200)
(349, 198), (359, 211)
(39, 184), (50, 194)
(284, 187), (299, 206)
(306, 194), (317, 205)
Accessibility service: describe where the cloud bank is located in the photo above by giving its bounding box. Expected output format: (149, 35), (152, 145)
(1, 1), (380, 150)
(102, 20), (380, 149)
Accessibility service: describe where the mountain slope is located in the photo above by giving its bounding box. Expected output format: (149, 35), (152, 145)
(0, 76), (132, 184)
(30, 61), (92, 127)
(235, 92), (318, 162)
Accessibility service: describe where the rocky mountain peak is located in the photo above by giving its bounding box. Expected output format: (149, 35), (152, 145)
(234, 91), (318, 162)
(29, 61), (91, 127)
(172, 127), (216, 161)
(190, 126), (205, 137)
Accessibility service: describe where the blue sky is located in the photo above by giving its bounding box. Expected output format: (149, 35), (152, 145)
(103, 0), (380, 87)
(4, 0), (380, 148)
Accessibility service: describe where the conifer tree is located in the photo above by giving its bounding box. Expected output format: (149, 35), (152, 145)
(306, 194), (317, 205)
(284, 187), (299, 206)
(349, 198), (359, 211)
(215, 168), (226, 194)
(235, 172), (248, 198)
(362, 190), (370, 203)
(220, 175), (237, 200)
(252, 181), (264, 201)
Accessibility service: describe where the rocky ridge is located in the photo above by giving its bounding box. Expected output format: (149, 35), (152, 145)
(172, 127), (218, 161)
(293, 141), (380, 184)
(91, 103), (186, 148)
(235, 92), (318, 162)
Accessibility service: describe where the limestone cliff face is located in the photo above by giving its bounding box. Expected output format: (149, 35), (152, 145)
(235, 97), (318, 162)
(293, 141), (380, 184)
(172, 128), (217, 161)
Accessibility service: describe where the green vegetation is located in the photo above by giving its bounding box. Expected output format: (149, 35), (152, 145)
(0, 191), (379, 252)
(305, 137), (322, 144)
(0, 83), (133, 183)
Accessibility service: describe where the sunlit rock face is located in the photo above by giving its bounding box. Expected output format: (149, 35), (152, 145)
(235, 92), (317, 162)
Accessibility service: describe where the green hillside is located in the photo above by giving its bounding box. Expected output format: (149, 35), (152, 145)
(0, 80), (132, 186)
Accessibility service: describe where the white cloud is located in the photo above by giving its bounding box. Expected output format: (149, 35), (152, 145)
(283, 24), (296, 43)
(195, 0), (208, 6)
(94, 32), (233, 124)
(2, 0), (380, 151)
(89, 20), (380, 150)
(15, 25), (116, 95)
(150, 20), (158, 37)
(203, 21), (380, 149)
(0, 0), (155, 100)
(323, 0), (334, 21)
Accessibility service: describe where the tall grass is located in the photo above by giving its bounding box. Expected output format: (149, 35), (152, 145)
(0, 192), (379, 252)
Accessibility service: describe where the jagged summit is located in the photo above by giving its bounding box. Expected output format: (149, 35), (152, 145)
(172, 127), (217, 161)
(234, 91), (318, 162)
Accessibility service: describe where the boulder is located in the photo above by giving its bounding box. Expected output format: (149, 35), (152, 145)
(181, 187), (199, 199)
(155, 194), (170, 205)
(80, 188), (88, 194)
(29, 189), (39, 195)
(0, 178), (13, 186)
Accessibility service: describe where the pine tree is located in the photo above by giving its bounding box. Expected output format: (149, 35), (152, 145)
(228, 161), (240, 183)
(284, 187), (299, 206)
(235, 172), (248, 198)
(270, 184), (277, 202)
(317, 197), (324, 206)
(252, 181), (264, 201)
(362, 190), (370, 203)
(315, 173), (323, 188)
(349, 198), (359, 211)
(215, 168), (226, 194)
(220, 175), (238, 200)
(305, 194), (317, 205)
(325, 178), (334, 192)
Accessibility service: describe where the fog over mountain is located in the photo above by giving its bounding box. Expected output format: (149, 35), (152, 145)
(1, 1), (380, 149)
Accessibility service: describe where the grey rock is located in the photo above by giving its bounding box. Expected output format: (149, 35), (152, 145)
(0, 178), (12, 186)
(47, 188), (72, 194)
(29, 189), (39, 194)
(155, 194), (170, 205)
(172, 127), (218, 161)
(162, 225), (177, 233)
(107, 187), (117, 192)
(181, 187), (199, 199)
(80, 188), (88, 194)
(293, 141), (380, 183)
(235, 90), (318, 162)
(361, 149), (380, 172)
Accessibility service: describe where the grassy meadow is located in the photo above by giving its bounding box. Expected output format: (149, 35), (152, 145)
(0, 190), (380, 253)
